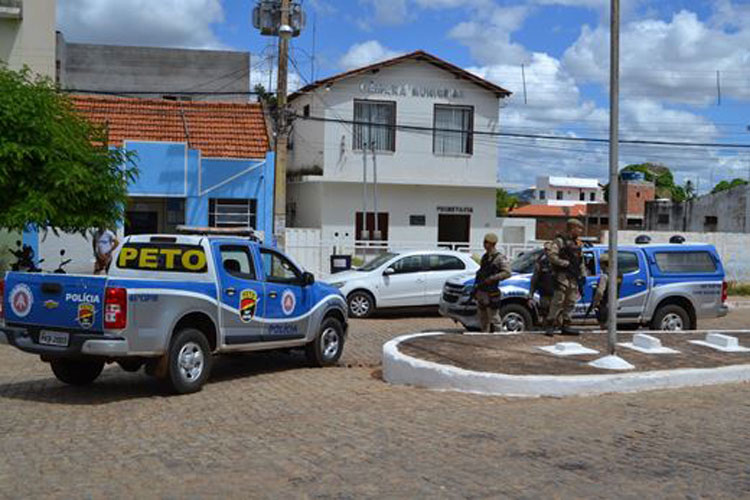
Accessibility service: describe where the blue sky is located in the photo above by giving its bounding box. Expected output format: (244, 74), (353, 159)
(59, 0), (750, 192)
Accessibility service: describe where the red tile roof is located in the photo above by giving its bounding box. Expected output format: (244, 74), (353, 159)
(289, 50), (512, 101)
(509, 204), (588, 217)
(71, 95), (270, 159)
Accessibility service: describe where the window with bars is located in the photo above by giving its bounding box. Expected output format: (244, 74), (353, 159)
(209, 199), (257, 229)
(433, 105), (473, 155)
(353, 100), (396, 152)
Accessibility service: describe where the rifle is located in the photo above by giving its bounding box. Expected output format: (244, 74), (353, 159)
(584, 300), (597, 319)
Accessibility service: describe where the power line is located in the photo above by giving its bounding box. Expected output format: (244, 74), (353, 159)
(296, 114), (750, 149)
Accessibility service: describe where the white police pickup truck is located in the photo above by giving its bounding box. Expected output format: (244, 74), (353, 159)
(440, 243), (729, 332)
(0, 234), (348, 393)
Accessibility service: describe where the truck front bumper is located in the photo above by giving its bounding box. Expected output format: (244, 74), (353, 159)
(0, 326), (129, 358)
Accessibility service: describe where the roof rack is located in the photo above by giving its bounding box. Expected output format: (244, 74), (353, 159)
(175, 225), (264, 243)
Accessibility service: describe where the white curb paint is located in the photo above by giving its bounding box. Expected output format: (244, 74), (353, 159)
(382, 332), (750, 398)
(537, 342), (599, 356)
(618, 334), (680, 354)
(588, 355), (635, 371)
(690, 333), (750, 353)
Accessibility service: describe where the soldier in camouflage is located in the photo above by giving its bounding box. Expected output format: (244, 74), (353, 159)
(545, 219), (587, 336)
(474, 233), (512, 333)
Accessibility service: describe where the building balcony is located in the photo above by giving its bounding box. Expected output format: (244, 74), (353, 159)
(0, 0), (22, 19)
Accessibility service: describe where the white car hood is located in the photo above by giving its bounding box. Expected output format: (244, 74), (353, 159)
(447, 272), (476, 286)
(324, 270), (368, 283)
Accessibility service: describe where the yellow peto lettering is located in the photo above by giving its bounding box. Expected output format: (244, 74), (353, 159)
(181, 249), (206, 271)
(161, 248), (182, 269)
(118, 247), (139, 267)
(138, 247), (159, 269)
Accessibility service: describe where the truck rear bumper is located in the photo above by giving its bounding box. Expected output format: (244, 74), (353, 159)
(1, 326), (128, 358)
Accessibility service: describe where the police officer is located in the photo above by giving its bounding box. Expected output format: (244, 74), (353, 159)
(589, 253), (623, 330)
(545, 219), (587, 336)
(528, 241), (555, 328)
(474, 233), (512, 333)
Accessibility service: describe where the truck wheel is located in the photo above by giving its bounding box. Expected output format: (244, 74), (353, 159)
(348, 291), (375, 318)
(50, 359), (104, 386)
(166, 328), (213, 394)
(305, 317), (345, 367)
(650, 304), (691, 331)
(497, 304), (533, 333)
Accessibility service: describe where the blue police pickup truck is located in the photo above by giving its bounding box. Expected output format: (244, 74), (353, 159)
(440, 243), (729, 332)
(0, 234), (348, 394)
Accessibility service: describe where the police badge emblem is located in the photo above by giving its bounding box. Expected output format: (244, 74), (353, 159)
(239, 289), (259, 323)
(77, 303), (95, 329)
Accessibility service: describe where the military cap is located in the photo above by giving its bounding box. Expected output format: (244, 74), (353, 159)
(567, 218), (584, 229)
(600, 253), (609, 264)
(483, 232), (499, 244)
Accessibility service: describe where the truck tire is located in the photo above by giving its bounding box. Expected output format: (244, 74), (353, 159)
(347, 291), (375, 318)
(305, 317), (345, 367)
(166, 328), (213, 394)
(50, 359), (104, 386)
(497, 304), (533, 333)
(650, 304), (691, 331)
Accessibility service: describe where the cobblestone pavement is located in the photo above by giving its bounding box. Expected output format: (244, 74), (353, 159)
(1, 307), (750, 498)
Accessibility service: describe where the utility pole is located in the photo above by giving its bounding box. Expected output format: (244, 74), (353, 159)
(273, 0), (292, 250)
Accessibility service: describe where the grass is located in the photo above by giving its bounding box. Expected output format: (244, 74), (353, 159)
(727, 281), (750, 296)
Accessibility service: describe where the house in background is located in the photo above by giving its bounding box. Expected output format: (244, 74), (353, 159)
(531, 176), (604, 206)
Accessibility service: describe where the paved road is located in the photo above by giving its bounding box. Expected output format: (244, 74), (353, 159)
(1, 307), (749, 498)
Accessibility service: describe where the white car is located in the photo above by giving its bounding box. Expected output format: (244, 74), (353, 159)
(326, 250), (479, 318)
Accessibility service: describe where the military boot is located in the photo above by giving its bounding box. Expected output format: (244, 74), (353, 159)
(561, 324), (581, 336)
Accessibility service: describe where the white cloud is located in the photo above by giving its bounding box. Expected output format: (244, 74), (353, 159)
(360, 0), (410, 26)
(339, 41), (402, 70)
(448, 5), (530, 66)
(57, 0), (225, 49)
(563, 10), (750, 105)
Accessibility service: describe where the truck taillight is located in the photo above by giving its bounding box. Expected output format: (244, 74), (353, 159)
(722, 281), (728, 304)
(104, 287), (127, 329)
(0, 280), (4, 319)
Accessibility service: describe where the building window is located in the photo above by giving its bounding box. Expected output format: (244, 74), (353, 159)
(539, 190), (546, 200)
(636, 191), (641, 198)
(657, 213), (670, 225)
(409, 215), (426, 226)
(209, 199), (257, 229)
(433, 105), (473, 155)
(590, 192), (596, 201)
(704, 216), (718, 231)
(556, 191), (563, 200)
(353, 99), (396, 152)
(579, 192), (585, 201)
(303, 104), (310, 117)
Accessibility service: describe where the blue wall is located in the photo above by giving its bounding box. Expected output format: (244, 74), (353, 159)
(126, 141), (274, 236)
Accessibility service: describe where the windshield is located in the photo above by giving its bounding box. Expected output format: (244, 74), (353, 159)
(359, 252), (398, 272)
(511, 249), (542, 274)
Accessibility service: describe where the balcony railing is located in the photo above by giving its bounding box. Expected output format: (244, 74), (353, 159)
(0, 0), (22, 19)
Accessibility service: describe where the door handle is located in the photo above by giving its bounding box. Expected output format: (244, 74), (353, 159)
(225, 287), (236, 296)
(634, 279), (646, 287)
(269, 291), (278, 299)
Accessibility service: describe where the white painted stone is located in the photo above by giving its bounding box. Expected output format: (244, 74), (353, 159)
(382, 332), (750, 398)
(689, 333), (750, 353)
(588, 355), (636, 371)
(536, 342), (599, 356)
(618, 334), (680, 354)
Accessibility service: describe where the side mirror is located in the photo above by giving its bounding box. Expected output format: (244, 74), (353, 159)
(383, 267), (395, 276)
(303, 271), (315, 286)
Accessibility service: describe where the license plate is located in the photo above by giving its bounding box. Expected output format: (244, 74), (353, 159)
(39, 331), (69, 347)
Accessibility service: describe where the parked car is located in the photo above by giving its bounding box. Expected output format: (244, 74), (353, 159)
(326, 250), (479, 318)
(0, 234), (347, 394)
(440, 243), (728, 332)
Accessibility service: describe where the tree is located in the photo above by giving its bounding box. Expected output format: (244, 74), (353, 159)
(496, 188), (519, 216)
(0, 65), (137, 233)
(711, 178), (748, 194)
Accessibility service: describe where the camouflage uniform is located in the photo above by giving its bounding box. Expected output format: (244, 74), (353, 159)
(545, 231), (587, 330)
(591, 255), (623, 329)
(475, 249), (512, 332)
(529, 242), (554, 324)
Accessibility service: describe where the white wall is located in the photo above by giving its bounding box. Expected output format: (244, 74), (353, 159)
(0, 0), (56, 77)
(38, 227), (125, 275)
(289, 59), (501, 188)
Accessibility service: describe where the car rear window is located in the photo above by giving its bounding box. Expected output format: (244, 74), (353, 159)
(116, 243), (208, 273)
(654, 251), (716, 273)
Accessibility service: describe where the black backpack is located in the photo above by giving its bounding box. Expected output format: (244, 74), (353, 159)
(533, 251), (556, 295)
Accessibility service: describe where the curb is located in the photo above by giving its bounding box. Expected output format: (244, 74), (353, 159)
(382, 332), (750, 398)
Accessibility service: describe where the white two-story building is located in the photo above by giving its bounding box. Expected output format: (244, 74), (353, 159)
(532, 176), (604, 206)
(286, 50), (530, 250)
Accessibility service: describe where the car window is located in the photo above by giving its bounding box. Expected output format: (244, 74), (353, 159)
(600, 251), (640, 274)
(220, 245), (256, 280)
(261, 249), (301, 283)
(390, 255), (424, 274)
(511, 249), (541, 274)
(655, 251), (716, 273)
(425, 254), (465, 271)
(584, 252), (595, 276)
(360, 252), (398, 271)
